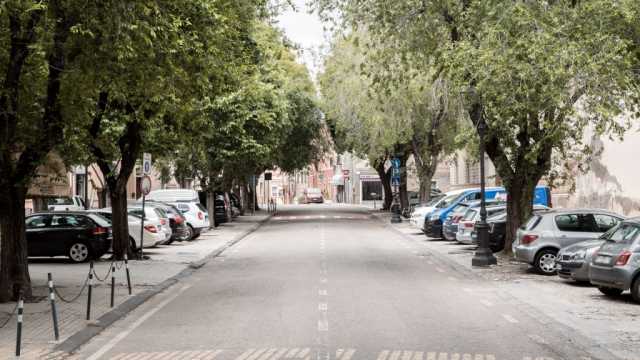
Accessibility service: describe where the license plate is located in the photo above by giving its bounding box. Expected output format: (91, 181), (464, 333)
(594, 255), (610, 265)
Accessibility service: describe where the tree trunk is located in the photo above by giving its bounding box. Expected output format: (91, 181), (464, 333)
(399, 154), (409, 211)
(109, 183), (132, 259)
(0, 187), (31, 302)
(373, 157), (392, 210)
(503, 176), (538, 254)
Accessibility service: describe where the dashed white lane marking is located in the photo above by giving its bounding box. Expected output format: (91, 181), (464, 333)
(479, 299), (494, 307)
(289, 216), (298, 220)
(86, 285), (193, 360)
(304, 216), (311, 219)
(447, 276), (458, 282)
(320, 278), (328, 283)
(319, 302), (328, 311)
(502, 314), (519, 323)
(435, 267), (445, 273)
(462, 288), (472, 293)
(318, 318), (329, 331)
(375, 351), (497, 360)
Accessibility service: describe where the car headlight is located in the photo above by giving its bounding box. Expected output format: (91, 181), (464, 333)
(572, 249), (587, 260)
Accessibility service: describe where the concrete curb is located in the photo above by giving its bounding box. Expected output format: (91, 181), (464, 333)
(55, 212), (274, 354)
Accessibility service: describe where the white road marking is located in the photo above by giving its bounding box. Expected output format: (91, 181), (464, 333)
(389, 350), (402, 360)
(284, 348), (299, 358)
(462, 288), (472, 293)
(256, 348), (278, 360)
(289, 216), (297, 220)
(426, 353), (437, 360)
(318, 319), (329, 331)
(245, 349), (268, 360)
(340, 349), (356, 360)
(297, 348), (310, 358)
(319, 289), (327, 296)
(318, 302), (328, 311)
(377, 350), (390, 360)
(269, 348), (289, 360)
(320, 278), (328, 283)
(401, 351), (414, 360)
(479, 299), (494, 307)
(435, 267), (445, 273)
(502, 314), (519, 323)
(304, 216), (311, 219)
(86, 285), (192, 360)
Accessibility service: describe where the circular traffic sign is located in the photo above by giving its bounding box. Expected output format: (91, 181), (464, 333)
(141, 175), (152, 196)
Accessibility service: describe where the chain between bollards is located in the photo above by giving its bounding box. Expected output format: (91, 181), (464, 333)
(47, 273), (60, 342)
(15, 291), (23, 358)
(86, 261), (94, 321)
(124, 254), (132, 295)
(110, 262), (116, 308)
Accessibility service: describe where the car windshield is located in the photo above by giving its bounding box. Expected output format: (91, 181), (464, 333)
(606, 223), (640, 244)
(437, 193), (463, 209)
(196, 203), (207, 212)
(46, 197), (73, 205)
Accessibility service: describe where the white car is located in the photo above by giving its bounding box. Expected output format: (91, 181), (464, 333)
(128, 206), (173, 245)
(145, 189), (199, 203)
(171, 202), (210, 239)
(88, 209), (165, 250)
(47, 195), (86, 211)
(409, 189), (467, 230)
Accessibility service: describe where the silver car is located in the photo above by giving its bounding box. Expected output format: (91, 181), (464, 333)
(556, 239), (607, 282)
(589, 218), (640, 302)
(513, 209), (623, 275)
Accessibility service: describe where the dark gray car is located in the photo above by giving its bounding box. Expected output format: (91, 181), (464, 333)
(557, 238), (609, 283)
(589, 218), (640, 302)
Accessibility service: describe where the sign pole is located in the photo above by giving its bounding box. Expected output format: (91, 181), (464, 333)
(139, 193), (145, 259)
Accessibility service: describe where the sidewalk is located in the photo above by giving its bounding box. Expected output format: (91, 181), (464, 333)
(0, 212), (271, 359)
(372, 211), (640, 360)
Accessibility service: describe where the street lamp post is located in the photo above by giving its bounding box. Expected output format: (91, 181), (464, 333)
(471, 115), (497, 267)
(390, 156), (402, 223)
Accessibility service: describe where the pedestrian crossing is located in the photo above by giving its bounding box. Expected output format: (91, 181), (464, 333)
(272, 215), (369, 221)
(96, 348), (566, 360)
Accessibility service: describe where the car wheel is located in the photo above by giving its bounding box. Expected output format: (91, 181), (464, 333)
(185, 225), (195, 240)
(192, 228), (201, 239)
(68, 242), (91, 263)
(129, 237), (137, 252)
(631, 277), (640, 303)
(598, 286), (624, 297)
(534, 249), (558, 275)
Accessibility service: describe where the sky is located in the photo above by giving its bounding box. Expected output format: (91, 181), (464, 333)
(276, 0), (330, 79)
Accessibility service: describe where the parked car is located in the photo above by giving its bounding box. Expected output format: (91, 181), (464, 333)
(409, 190), (461, 229)
(140, 202), (191, 243)
(557, 237), (610, 283)
(229, 193), (241, 218)
(403, 190), (443, 218)
(26, 212), (112, 262)
(145, 189), (199, 203)
(304, 188), (324, 204)
(423, 186), (552, 238)
(513, 209), (623, 275)
(456, 204), (508, 245)
(588, 218), (640, 302)
(46, 195), (86, 211)
(487, 205), (549, 252)
(442, 199), (506, 241)
(87, 208), (164, 250)
(172, 201), (211, 237)
(127, 205), (173, 245)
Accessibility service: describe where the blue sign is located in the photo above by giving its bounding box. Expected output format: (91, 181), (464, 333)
(391, 157), (401, 169)
(391, 176), (400, 186)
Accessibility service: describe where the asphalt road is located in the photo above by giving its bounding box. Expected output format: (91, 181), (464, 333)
(75, 205), (600, 360)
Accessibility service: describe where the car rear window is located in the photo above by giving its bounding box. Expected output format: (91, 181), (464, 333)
(86, 214), (111, 227)
(607, 224), (640, 244)
(463, 209), (478, 221)
(154, 208), (167, 218)
(522, 215), (542, 230)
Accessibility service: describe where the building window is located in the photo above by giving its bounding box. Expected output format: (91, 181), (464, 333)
(75, 174), (86, 197)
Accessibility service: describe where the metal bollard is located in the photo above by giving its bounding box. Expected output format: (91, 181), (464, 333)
(110, 263), (116, 308)
(47, 273), (60, 342)
(16, 292), (23, 357)
(124, 254), (132, 295)
(86, 261), (94, 320)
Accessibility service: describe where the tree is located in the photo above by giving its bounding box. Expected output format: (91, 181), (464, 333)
(0, 0), (95, 301)
(317, 0), (639, 252)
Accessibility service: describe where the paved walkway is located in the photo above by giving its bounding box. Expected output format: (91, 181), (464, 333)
(0, 212), (271, 359)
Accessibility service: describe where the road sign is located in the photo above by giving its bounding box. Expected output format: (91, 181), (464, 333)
(391, 157), (401, 170)
(391, 177), (400, 186)
(141, 175), (152, 195)
(142, 153), (152, 175)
